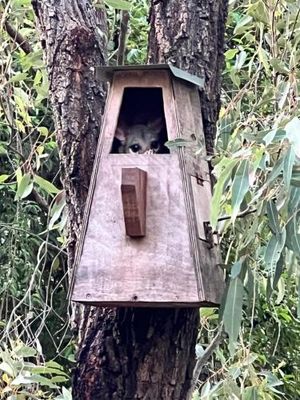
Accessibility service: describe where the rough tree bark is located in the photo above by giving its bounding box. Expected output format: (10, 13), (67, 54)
(32, 0), (107, 255)
(148, 0), (228, 155)
(33, 0), (228, 399)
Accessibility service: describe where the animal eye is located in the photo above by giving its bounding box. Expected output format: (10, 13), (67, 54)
(151, 140), (160, 150)
(129, 144), (141, 153)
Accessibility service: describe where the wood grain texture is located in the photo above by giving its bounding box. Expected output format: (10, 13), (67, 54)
(121, 167), (147, 237)
(148, 0), (229, 155)
(172, 78), (224, 304)
(72, 69), (224, 307)
(73, 154), (199, 305)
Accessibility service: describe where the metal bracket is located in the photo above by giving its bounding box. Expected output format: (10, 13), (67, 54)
(202, 221), (219, 249)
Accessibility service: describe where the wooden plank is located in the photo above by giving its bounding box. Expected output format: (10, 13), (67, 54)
(121, 168), (147, 237)
(172, 79), (225, 305)
(71, 69), (223, 307)
(72, 154), (200, 306)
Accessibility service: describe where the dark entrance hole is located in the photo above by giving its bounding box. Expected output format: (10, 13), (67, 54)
(111, 88), (169, 154)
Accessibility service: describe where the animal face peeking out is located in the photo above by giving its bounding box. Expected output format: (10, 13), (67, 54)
(115, 118), (164, 154)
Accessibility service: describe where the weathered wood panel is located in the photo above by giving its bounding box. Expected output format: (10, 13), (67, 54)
(72, 69), (224, 307)
(72, 154), (200, 306)
(172, 78), (224, 304)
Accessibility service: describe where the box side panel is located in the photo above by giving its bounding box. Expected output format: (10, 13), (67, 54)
(172, 79), (225, 305)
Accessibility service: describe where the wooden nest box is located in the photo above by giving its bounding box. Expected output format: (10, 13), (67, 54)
(71, 64), (224, 307)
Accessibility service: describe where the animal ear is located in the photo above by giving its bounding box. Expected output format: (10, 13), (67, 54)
(115, 125), (127, 142)
(148, 117), (163, 132)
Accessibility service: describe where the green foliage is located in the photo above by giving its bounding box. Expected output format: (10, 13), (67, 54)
(0, 341), (71, 399)
(105, 0), (149, 64)
(2, 0), (300, 398)
(195, 0), (300, 398)
(0, 0), (73, 395)
(125, 0), (149, 64)
(105, 0), (131, 10)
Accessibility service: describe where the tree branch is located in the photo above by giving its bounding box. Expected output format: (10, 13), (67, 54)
(190, 326), (225, 393)
(4, 20), (32, 54)
(117, 10), (129, 65)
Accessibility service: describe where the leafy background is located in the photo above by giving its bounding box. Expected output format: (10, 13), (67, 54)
(0, 0), (299, 398)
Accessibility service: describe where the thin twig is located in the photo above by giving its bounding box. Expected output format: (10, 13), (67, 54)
(281, 5), (300, 63)
(0, 223), (67, 255)
(217, 207), (257, 222)
(224, 68), (262, 114)
(190, 326), (225, 392)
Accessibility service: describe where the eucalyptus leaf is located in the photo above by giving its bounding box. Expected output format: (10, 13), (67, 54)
(30, 366), (68, 376)
(248, 0), (269, 24)
(266, 200), (280, 235)
(200, 381), (211, 398)
(11, 373), (58, 388)
(283, 146), (296, 191)
(234, 50), (247, 70)
(258, 47), (270, 75)
(49, 192), (66, 230)
(34, 175), (60, 195)
(229, 69), (240, 87)
(242, 387), (258, 400)
(210, 158), (238, 229)
(286, 215), (300, 257)
(223, 277), (244, 354)
(0, 174), (9, 183)
(9, 72), (28, 83)
(231, 260), (243, 279)
(54, 387), (72, 400)
(15, 173), (33, 200)
(15, 167), (22, 185)
(264, 157), (284, 187)
(273, 253), (284, 292)
(46, 360), (67, 370)
(0, 361), (15, 377)
(270, 58), (289, 74)
(15, 345), (37, 358)
(288, 187), (300, 213)
(195, 343), (205, 359)
(104, 0), (131, 10)
(275, 276), (285, 305)
(225, 48), (239, 60)
(245, 266), (255, 305)
(231, 159), (250, 221)
(285, 117), (300, 158)
(234, 15), (253, 34)
(264, 230), (286, 288)
(278, 81), (291, 109)
(51, 376), (69, 383)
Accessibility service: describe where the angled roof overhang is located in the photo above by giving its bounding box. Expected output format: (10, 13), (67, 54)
(95, 64), (204, 88)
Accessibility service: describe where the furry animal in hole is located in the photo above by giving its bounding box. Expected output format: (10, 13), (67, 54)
(115, 118), (166, 154)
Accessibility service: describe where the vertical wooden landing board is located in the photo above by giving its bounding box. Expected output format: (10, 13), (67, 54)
(121, 168), (147, 237)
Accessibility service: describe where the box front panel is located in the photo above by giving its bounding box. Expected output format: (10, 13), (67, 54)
(72, 155), (199, 305)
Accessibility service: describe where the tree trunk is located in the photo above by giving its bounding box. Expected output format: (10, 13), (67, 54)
(148, 0), (228, 154)
(33, 0), (228, 399)
(32, 0), (107, 257)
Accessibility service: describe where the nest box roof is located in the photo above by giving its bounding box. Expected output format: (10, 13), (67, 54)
(95, 64), (204, 88)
